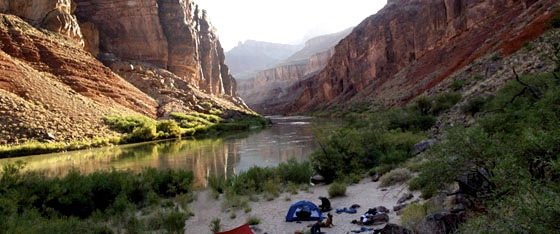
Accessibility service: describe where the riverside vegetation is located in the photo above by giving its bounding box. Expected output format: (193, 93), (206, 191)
(0, 112), (270, 158)
(2, 71), (559, 233)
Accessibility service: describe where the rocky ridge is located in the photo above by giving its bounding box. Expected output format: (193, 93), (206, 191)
(237, 29), (352, 114)
(225, 40), (303, 79)
(0, 0), (252, 145)
(268, 0), (559, 114)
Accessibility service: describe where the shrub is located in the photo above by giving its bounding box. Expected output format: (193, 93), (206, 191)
(157, 120), (183, 139)
(328, 182), (347, 197)
(276, 158), (314, 185)
(246, 217), (261, 225)
(449, 79), (466, 91)
(161, 209), (188, 234)
(400, 203), (427, 231)
(461, 96), (487, 115)
(209, 218), (221, 233)
(379, 168), (412, 187)
(386, 108), (436, 132)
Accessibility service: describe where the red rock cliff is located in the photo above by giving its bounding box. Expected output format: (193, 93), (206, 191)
(74, 0), (237, 97)
(0, 0), (250, 144)
(271, 0), (558, 114)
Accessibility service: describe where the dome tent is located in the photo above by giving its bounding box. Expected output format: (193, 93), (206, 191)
(285, 200), (324, 222)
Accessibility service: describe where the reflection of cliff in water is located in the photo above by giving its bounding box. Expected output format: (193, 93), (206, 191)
(0, 116), (327, 188)
(0, 139), (243, 188)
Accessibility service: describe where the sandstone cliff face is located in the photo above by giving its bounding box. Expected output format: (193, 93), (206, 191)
(0, 0), (251, 144)
(74, 0), (237, 98)
(271, 0), (558, 114)
(0, 0), (84, 44)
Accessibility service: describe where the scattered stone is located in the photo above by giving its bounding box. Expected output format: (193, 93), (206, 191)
(393, 203), (407, 212)
(412, 139), (437, 155)
(376, 206), (390, 213)
(397, 193), (414, 204)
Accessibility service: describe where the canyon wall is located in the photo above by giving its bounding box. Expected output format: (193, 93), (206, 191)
(0, 0), (251, 144)
(237, 29), (351, 114)
(269, 0), (558, 114)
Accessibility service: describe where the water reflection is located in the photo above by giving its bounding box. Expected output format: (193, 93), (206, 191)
(0, 116), (326, 187)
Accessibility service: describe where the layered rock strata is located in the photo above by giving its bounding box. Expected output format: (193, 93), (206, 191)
(269, 0), (559, 114)
(0, 0), (251, 144)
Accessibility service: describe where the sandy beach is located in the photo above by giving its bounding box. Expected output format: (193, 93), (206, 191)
(185, 178), (418, 234)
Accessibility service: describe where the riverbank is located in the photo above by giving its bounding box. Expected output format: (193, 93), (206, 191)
(186, 178), (418, 234)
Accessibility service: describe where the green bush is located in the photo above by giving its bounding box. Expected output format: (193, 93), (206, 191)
(385, 108), (436, 132)
(157, 120), (183, 139)
(276, 158), (314, 185)
(246, 217), (261, 225)
(0, 163), (194, 233)
(461, 96), (487, 115)
(328, 181), (347, 197)
(379, 168), (412, 187)
(161, 209), (188, 234)
(449, 79), (466, 91)
(410, 72), (560, 232)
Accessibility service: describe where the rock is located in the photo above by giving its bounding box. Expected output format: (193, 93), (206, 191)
(74, 0), (238, 98)
(412, 139), (437, 155)
(266, 0), (558, 114)
(397, 193), (414, 204)
(376, 206), (390, 213)
(1, 0), (84, 45)
(380, 223), (414, 234)
(237, 29), (351, 114)
(311, 174), (326, 184)
(417, 212), (466, 234)
(393, 203), (407, 212)
(371, 173), (382, 182)
(370, 213), (390, 224)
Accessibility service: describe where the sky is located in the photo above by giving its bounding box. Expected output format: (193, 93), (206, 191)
(194, 0), (387, 51)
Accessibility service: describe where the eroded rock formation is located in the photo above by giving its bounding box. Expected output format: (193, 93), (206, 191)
(269, 0), (559, 114)
(0, 0), (252, 144)
(74, 0), (238, 98)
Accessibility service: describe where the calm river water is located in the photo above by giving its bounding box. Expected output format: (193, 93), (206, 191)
(0, 116), (333, 187)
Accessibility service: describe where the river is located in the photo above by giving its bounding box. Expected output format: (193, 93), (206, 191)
(0, 116), (332, 187)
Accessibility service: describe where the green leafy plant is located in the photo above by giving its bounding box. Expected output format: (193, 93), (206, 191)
(327, 181), (347, 197)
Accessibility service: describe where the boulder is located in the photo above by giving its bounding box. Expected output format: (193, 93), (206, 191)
(380, 223), (414, 234)
(412, 139), (437, 155)
(417, 212), (466, 234)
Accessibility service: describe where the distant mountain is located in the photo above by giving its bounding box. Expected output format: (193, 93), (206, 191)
(282, 27), (353, 65)
(237, 28), (352, 113)
(225, 40), (302, 79)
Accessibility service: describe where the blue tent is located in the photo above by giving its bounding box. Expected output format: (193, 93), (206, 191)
(285, 200), (324, 222)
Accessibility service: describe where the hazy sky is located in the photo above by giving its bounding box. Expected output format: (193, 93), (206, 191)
(195, 0), (387, 51)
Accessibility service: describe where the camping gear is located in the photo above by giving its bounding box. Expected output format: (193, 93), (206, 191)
(215, 223), (254, 234)
(285, 200), (324, 222)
